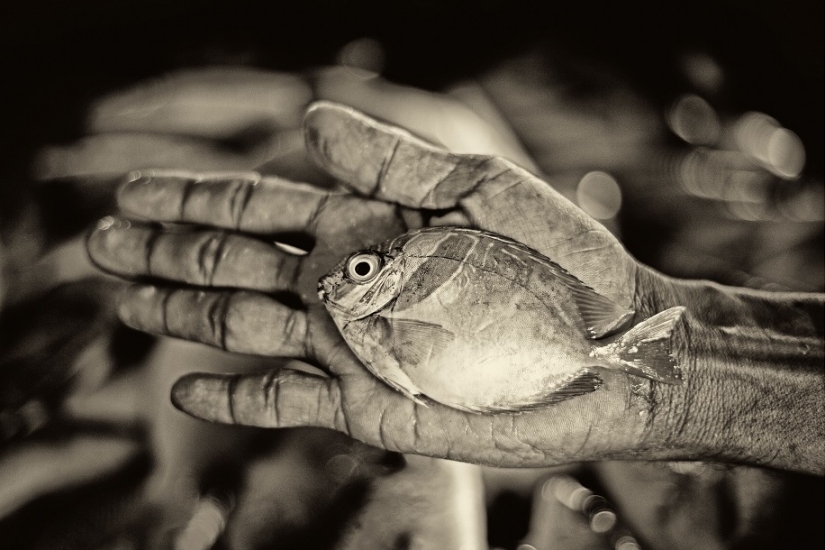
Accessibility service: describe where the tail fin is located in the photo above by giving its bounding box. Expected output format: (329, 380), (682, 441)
(592, 306), (686, 384)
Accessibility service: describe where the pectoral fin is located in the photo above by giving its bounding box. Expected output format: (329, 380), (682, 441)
(347, 316), (430, 405)
(387, 318), (455, 368)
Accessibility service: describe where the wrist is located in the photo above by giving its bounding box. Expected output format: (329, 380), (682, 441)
(631, 265), (825, 473)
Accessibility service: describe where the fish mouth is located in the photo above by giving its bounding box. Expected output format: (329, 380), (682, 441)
(317, 272), (343, 304)
(316, 275), (362, 319)
(317, 278), (332, 302)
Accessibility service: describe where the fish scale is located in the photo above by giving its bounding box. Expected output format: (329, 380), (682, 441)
(319, 227), (685, 414)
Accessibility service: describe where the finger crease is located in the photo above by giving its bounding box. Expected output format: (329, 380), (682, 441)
(160, 288), (174, 334)
(306, 193), (331, 232)
(412, 408), (423, 447)
(315, 383), (326, 425)
(482, 167), (513, 186)
(179, 178), (197, 220)
(282, 310), (304, 354)
(378, 408), (395, 451)
(262, 370), (279, 417)
(229, 178), (256, 230)
(144, 230), (162, 277)
(330, 383), (347, 433)
(207, 293), (232, 349)
(335, 397), (351, 436)
(483, 174), (526, 201)
(196, 234), (222, 285)
(271, 374), (283, 426)
(376, 137), (401, 196)
(422, 160), (461, 206)
(226, 374), (241, 424)
(394, 204), (409, 230)
(210, 234), (230, 286)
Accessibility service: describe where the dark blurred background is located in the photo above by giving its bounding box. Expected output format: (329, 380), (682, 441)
(0, 1), (822, 549)
(2, 0), (824, 279)
(2, 0), (823, 173)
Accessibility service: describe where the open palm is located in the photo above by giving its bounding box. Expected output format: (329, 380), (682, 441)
(89, 103), (648, 466)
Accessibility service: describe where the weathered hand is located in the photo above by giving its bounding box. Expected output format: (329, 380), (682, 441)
(87, 102), (655, 468)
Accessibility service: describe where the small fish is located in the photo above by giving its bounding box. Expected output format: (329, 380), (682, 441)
(318, 227), (685, 414)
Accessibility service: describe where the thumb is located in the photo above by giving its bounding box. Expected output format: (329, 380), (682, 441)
(303, 101), (495, 209)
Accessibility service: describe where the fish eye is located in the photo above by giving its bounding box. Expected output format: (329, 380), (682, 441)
(346, 253), (382, 283)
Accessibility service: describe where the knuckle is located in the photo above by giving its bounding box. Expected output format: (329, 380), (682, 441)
(195, 233), (228, 285)
(143, 231), (162, 276)
(281, 309), (306, 348)
(325, 380), (350, 434)
(267, 372), (285, 426)
(177, 177), (197, 219)
(158, 287), (175, 334)
(375, 136), (402, 190)
(306, 193), (331, 231)
(409, 407), (426, 450)
(206, 292), (233, 349)
(227, 176), (257, 229)
(476, 155), (516, 183)
(225, 374), (242, 424)
(377, 408), (397, 451)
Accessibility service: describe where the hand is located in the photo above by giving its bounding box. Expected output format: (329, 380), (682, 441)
(39, 66), (542, 545)
(87, 101), (655, 468)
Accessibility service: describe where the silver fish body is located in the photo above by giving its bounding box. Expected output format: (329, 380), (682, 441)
(319, 227), (684, 414)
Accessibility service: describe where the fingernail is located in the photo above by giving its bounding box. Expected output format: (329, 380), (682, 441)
(95, 215), (131, 232)
(117, 172), (150, 209)
(124, 171), (147, 184)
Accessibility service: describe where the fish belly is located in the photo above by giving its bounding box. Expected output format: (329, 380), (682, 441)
(397, 270), (592, 411)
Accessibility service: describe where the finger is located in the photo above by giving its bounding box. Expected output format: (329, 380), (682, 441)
(335, 458), (487, 550)
(304, 100), (487, 209)
(116, 171), (336, 235)
(87, 67), (312, 138)
(304, 102), (634, 304)
(117, 285), (308, 357)
(33, 133), (278, 180)
(304, 101), (547, 214)
(523, 476), (613, 550)
(314, 67), (538, 169)
(171, 370), (347, 431)
(88, 218), (300, 292)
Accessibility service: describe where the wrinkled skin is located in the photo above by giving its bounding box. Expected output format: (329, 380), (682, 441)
(36, 64), (823, 550)
(87, 101), (654, 467)
(86, 95), (825, 477)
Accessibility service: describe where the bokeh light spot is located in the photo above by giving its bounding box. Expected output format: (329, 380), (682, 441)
(577, 171), (622, 220)
(668, 94), (721, 145)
